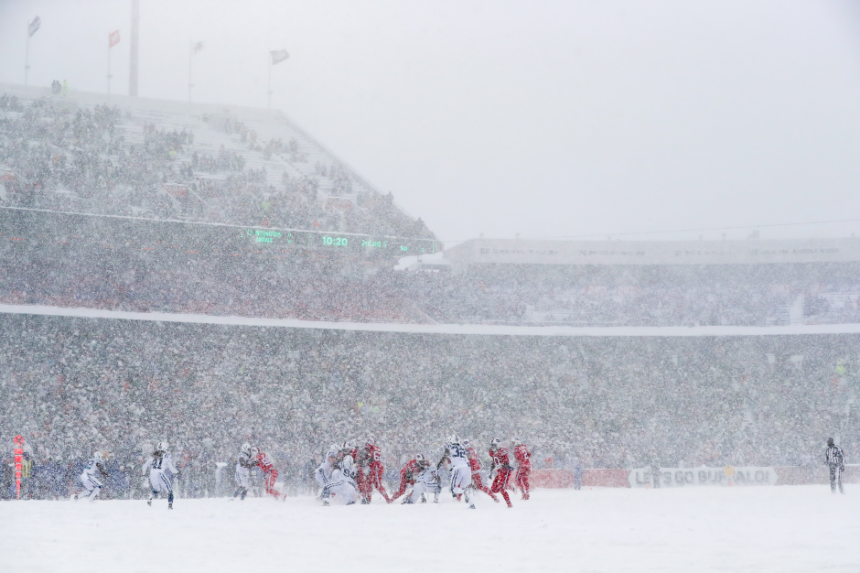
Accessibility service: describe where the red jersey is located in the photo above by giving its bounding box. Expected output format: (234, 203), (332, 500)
(400, 459), (420, 482)
(513, 444), (531, 469)
(365, 444), (383, 467)
(489, 447), (511, 469)
(466, 446), (482, 472)
(255, 451), (276, 474)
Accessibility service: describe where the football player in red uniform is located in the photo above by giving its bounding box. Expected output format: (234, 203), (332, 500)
(488, 438), (513, 508)
(250, 447), (285, 501)
(388, 454), (422, 503)
(358, 440), (391, 504)
(463, 439), (498, 501)
(512, 437), (531, 500)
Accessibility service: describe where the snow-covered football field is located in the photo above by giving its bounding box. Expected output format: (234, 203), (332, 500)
(1, 485), (858, 573)
(0, 486), (860, 573)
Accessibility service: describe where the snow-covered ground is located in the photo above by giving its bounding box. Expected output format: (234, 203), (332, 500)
(1, 486), (857, 572)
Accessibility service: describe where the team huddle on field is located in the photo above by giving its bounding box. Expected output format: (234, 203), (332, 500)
(312, 435), (532, 508)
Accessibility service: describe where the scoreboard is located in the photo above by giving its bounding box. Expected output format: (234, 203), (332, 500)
(0, 207), (440, 259)
(243, 227), (438, 255)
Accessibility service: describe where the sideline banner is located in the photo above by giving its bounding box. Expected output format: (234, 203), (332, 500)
(628, 466), (778, 488)
(531, 469), (630, 488)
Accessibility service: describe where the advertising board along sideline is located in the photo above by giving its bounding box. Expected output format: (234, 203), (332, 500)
(629, 466), (779, 488)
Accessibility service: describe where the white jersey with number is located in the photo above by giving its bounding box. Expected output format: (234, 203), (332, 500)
(325, 468), (357, 504)
(144, 453), (178, 478)
(446, 443), (470, 470)
(144, 453), (178, 493)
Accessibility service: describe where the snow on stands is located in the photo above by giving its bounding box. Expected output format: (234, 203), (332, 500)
(0, 82), (432, 239)
(2, 487), (858, 573)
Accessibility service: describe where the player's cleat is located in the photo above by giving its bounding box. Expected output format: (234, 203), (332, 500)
(168, 502), (173, 510)
(73, 494), (78, 501)
(361, 498), (368, 504)
(323, 500), (330, 506)
(420, 494), (427, 503)
(468, 504), (476, 509)
(147, 498), (152, 506)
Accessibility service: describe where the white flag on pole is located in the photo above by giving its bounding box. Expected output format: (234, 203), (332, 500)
(270, 49), (289, 65)
(28, 16), (41, 37)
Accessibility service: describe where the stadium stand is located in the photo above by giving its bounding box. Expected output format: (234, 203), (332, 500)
(1, 84), (858, 499)
(0, 310), (857, 498)
(0, 83), (433, 239)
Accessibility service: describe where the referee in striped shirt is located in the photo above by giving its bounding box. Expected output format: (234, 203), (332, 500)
(825, 438), (845, 494)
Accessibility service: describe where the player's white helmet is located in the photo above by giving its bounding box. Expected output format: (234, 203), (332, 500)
(241, 442), (251, 455)
(342, 441), (353, 452)
(341, 455), (354, 470)
(462, 439), (471, 447)
(250, 446), (260, 457)
(448, 434), (461, 445)
(511, 437), (521, 446)
(93, 451), (104, 461)
(157, 441), (169, 452)
(490, 438), (502, 450)
(416, 453), (429, 467)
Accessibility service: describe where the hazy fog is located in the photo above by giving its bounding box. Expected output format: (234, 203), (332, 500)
(1, 0), (859, 243)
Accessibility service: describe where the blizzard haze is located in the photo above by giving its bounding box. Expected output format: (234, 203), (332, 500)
(1, 0), (860, 242)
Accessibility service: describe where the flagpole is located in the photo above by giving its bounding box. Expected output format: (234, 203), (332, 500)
(25, 26), (30, 86)
(107, 33), (112, 95)
(188, 41), (193, 104)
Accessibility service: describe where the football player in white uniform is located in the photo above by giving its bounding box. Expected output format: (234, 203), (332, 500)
(74, 451), (109, 501)
(143, 441), (179, 509)
(438, 434), (475, 509)
(231, 443), (254, 501)
(405, 455), (441, 504)
(315, 444), (339, 498)
(323, 454), (357, 505)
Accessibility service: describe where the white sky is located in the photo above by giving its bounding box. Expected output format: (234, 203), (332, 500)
(1, 0), (860, 243)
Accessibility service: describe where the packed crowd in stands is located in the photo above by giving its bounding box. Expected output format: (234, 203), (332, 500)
(0, 93), (433, 239)
(1, 313), (857, 499)
(3, 230), (859, 327)
(402, 263), (860, 326)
